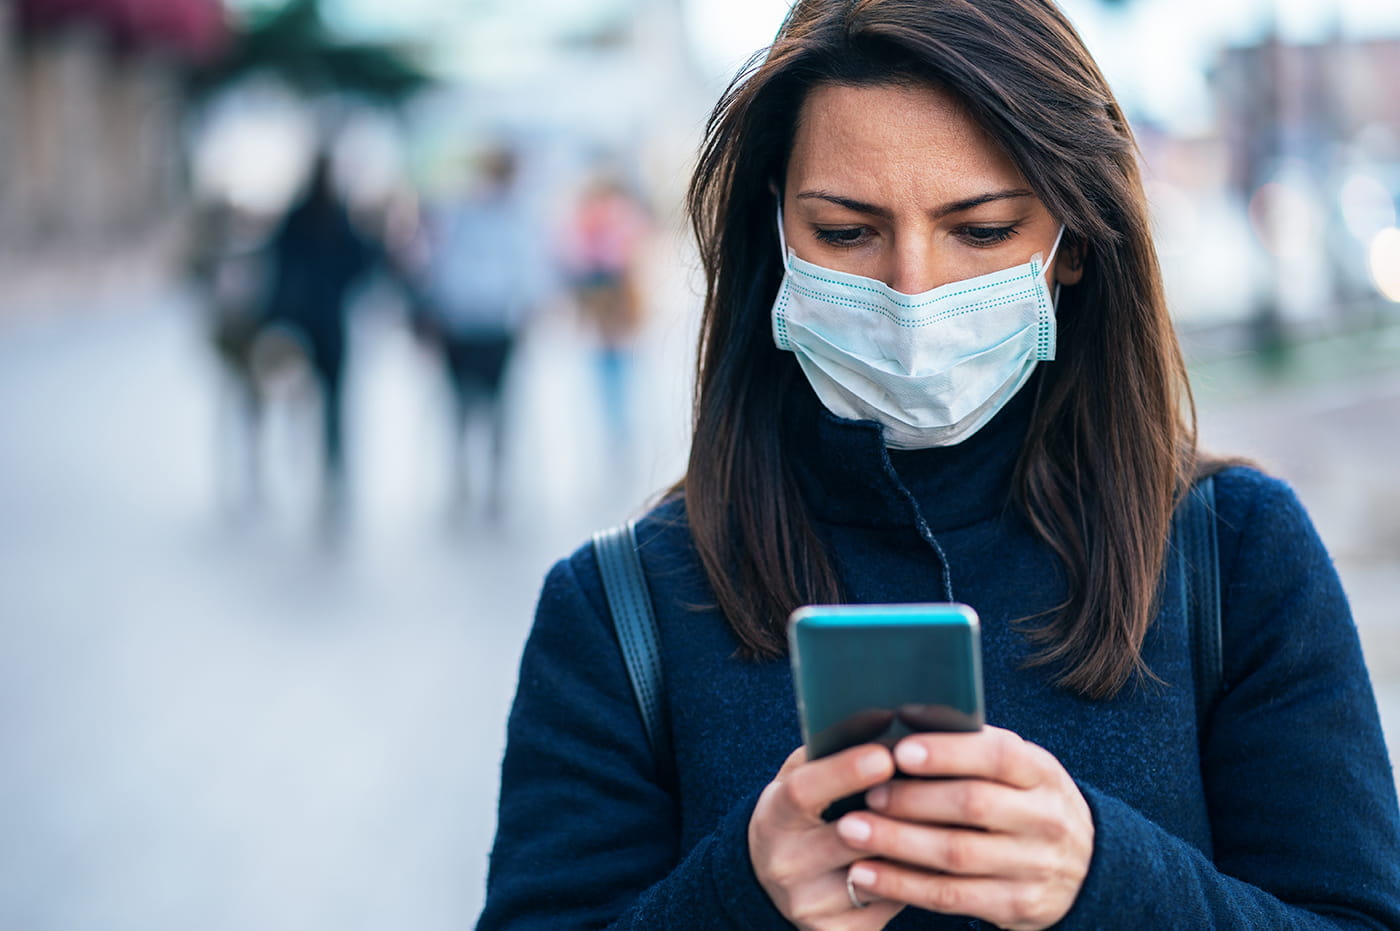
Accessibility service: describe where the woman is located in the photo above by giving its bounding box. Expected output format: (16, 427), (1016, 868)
(477, 1), (1400, 928)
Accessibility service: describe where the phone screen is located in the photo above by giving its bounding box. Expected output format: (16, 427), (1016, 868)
(788, 603), (984, 817)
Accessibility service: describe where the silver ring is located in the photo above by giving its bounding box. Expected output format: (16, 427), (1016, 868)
(846, 873), (868, 909)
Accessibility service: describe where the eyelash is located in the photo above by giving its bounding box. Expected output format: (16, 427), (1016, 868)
(812, 225), (1020, 248)
(962, 226), (1019, 246)
(812, 227), (868, 247)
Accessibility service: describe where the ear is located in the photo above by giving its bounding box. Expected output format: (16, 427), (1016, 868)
(1053, 235), (1086, 287)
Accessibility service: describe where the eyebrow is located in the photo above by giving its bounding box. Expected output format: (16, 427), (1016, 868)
(795, 188), (1035, 219)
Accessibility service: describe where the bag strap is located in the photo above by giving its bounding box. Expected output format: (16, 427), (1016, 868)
(1174, 475), (1222, 736)
(592, 520), (673, 784)
(592, 486), (1222, 771)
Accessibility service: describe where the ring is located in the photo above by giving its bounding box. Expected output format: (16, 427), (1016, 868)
(846, 873), (868, 909)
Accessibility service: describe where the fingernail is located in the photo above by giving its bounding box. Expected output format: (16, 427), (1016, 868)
(858, 751), (888, 778)
(895, 741), (927, 769)
(837, 816), (872, 843)
(866, 784), (890, 810)
(848, 864), (877, 887)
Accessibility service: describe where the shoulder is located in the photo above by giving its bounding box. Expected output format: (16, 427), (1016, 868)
(535, 496), (702, 641)
(559, 493), (697, 587)
(1208, 463), (1301, 520)
(552, 493), (716, 646)
(632, 494), (697, 569)
(1205, 465), (1355, 683)
(518, 504), (693, 722)
(1205, 464), (1331, 577)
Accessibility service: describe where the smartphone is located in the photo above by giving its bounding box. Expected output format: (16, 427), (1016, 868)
(789, 603), (984, 818)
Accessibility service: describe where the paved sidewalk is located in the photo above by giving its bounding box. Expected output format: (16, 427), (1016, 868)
(0, 273), (692, 931)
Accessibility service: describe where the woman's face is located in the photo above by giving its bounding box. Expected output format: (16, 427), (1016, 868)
(782, 81), (1081, 295)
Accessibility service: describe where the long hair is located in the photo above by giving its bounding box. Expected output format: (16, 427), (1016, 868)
(681, 0), (1197, 699)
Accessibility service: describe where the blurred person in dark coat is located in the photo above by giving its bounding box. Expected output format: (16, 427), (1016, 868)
(263, 152), (378, 517)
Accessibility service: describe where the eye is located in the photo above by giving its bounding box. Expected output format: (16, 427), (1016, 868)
(958, 225), (1019, 246)
(813, 227), (870, 248)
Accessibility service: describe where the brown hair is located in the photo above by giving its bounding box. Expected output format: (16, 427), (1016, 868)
(680, 0), (1199, 699)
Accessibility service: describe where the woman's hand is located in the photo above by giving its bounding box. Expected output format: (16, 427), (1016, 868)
(749, 745), (905, 930)
(836, 726), (1093, 931)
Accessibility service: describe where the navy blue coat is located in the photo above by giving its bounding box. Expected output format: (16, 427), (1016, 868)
(478, 388), (1400, 929)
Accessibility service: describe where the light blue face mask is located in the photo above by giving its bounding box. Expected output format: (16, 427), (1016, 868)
(771, 207), (1064, 448)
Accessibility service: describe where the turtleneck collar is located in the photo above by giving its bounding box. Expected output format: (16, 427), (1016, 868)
(786, 373), (1036, 533)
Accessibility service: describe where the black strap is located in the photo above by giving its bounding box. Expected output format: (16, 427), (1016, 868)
(592, 521), (673, 783)
(1174, 475), (1222, 736)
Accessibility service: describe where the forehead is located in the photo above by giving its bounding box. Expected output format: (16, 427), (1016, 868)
(786, 81), (1027, 202)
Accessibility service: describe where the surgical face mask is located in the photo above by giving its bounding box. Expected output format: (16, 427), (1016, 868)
(771, 208), (1064, 448)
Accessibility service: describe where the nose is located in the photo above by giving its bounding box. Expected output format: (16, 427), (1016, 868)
(885, 236), (950, 295)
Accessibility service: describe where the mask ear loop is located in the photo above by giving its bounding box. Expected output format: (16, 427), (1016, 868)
(1040, 224), (1067, 310)
(776, 202), (791, 268)
(1039, 224), (1067, 274)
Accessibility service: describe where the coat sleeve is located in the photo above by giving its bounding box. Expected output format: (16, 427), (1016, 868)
(474, 550), (794, 931)
(1062, 469), (1400, 929)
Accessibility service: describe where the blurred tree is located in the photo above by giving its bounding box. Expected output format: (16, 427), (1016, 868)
(191, 0), (431, 103)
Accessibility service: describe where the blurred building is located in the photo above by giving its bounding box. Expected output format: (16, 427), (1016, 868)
(1216, 35), (1400, 180)
(1131, 30), (1400, 339)
(1, 0), (225, 262)
(1212, 33), (1400, 330)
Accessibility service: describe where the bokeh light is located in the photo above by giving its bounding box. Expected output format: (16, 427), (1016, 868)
(1369, 226), (1400, 301)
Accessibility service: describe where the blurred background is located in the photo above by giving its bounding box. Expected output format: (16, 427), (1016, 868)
(1, 0), (1397, 927)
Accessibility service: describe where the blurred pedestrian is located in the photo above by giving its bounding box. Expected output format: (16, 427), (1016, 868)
(410, 147), (541, 521)
(187, 196), (270, 510)
(561, 169), (653, 458)
(263, 151), (377, 521)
